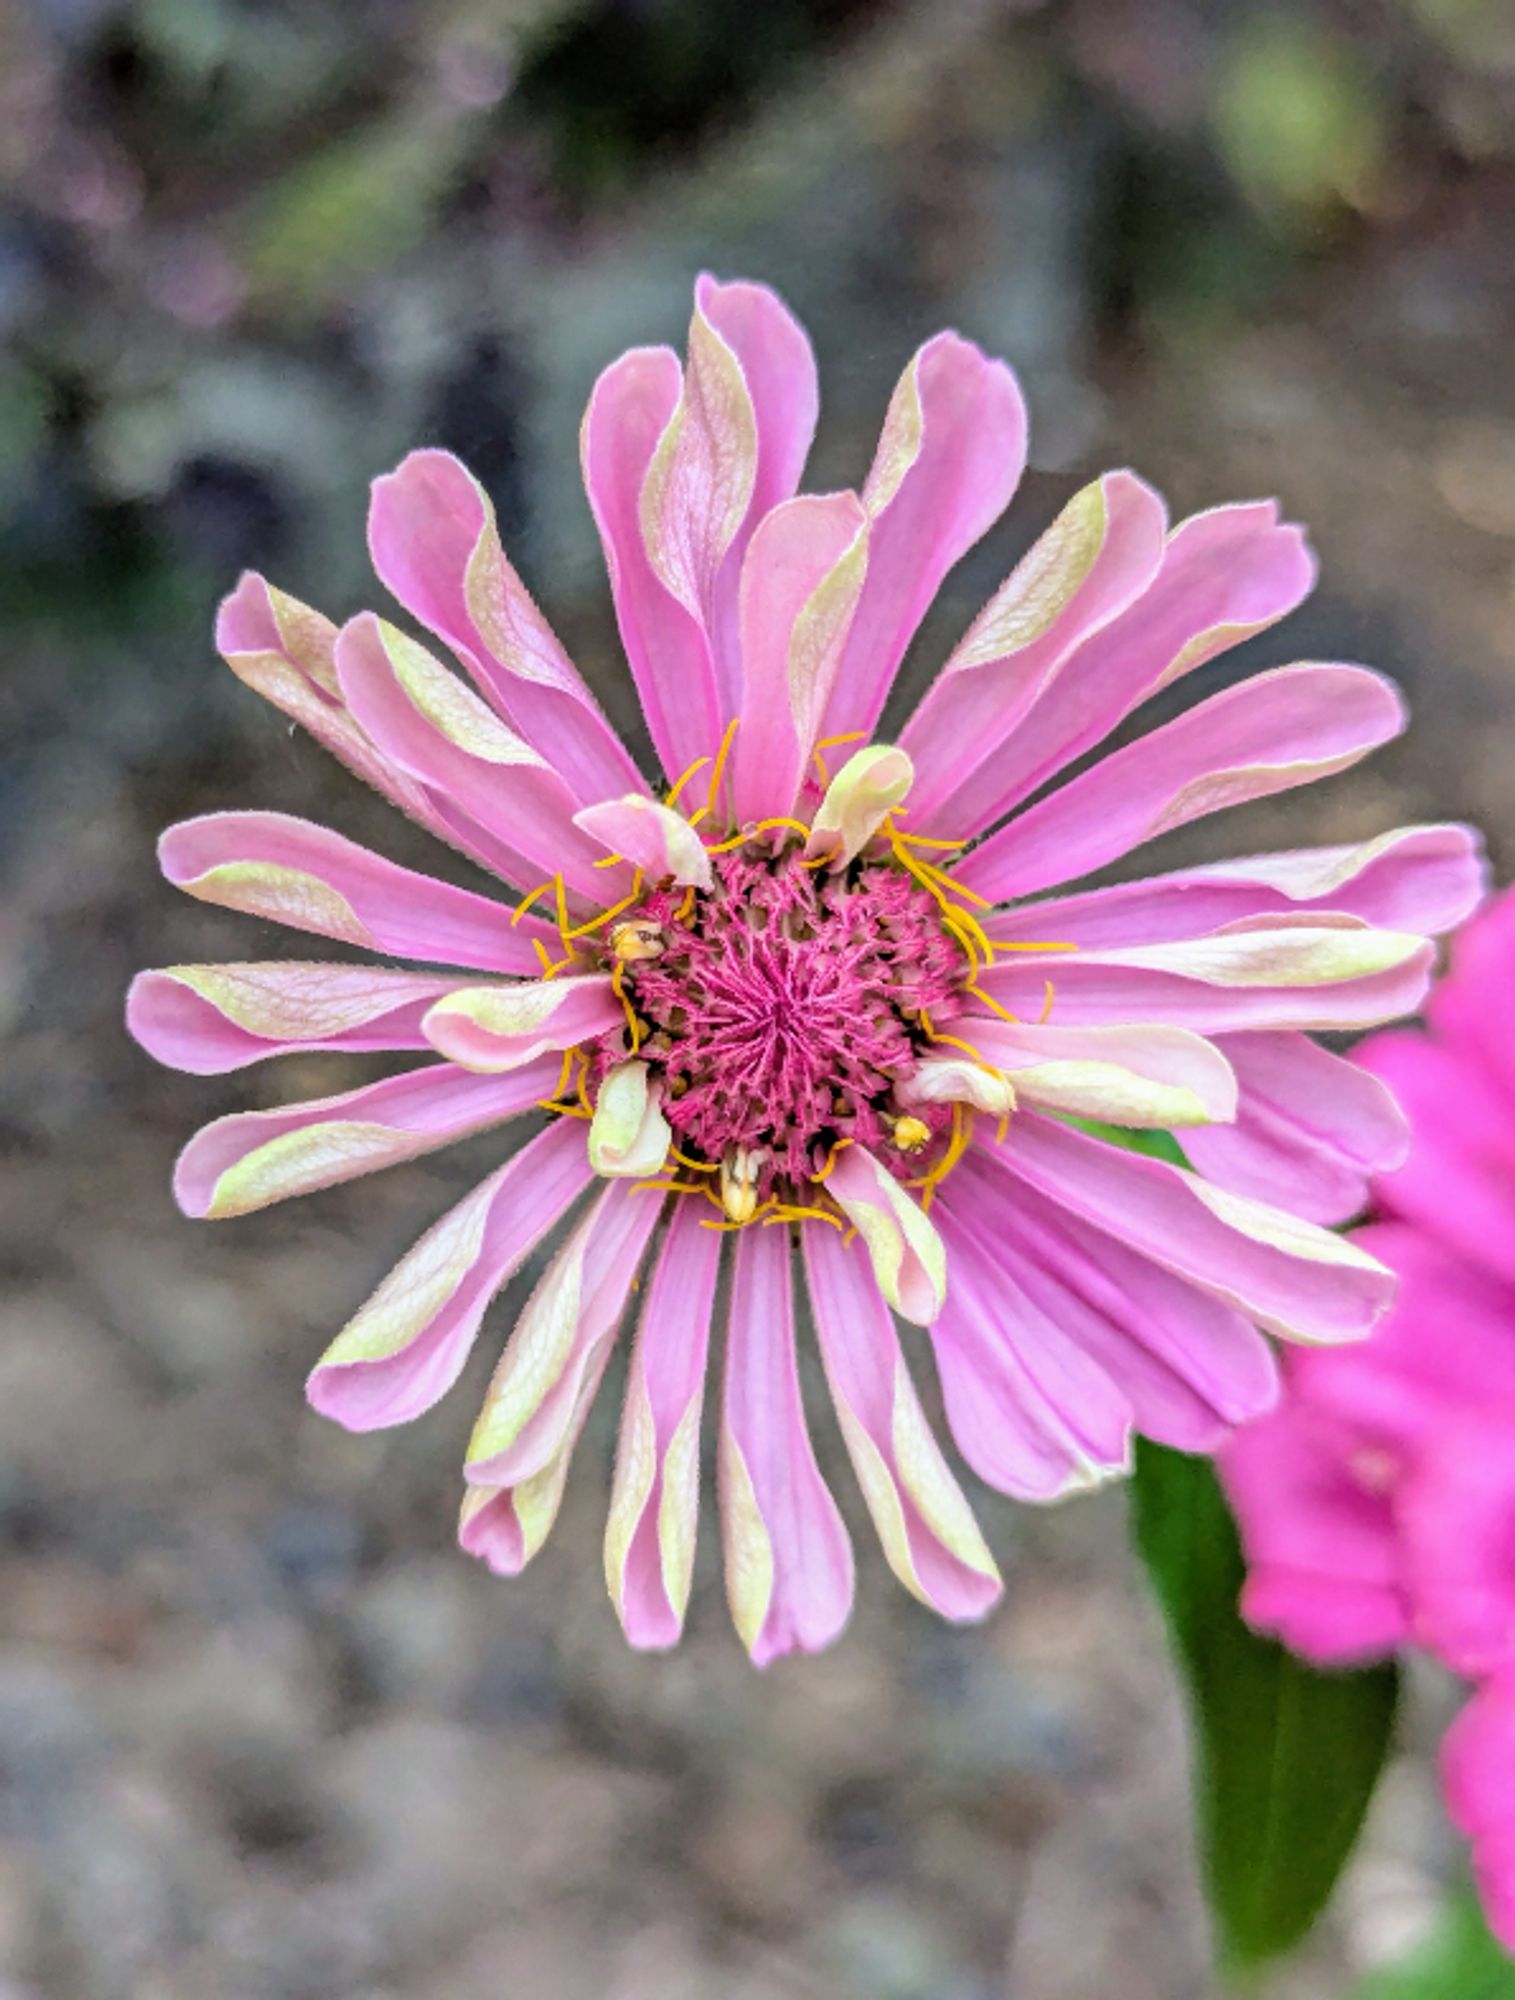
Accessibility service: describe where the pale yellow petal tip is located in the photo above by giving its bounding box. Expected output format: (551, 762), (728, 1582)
(720, 1432), (775, 1656)
(589, 1060), (671, 1178)
(807, 745), (914, 869)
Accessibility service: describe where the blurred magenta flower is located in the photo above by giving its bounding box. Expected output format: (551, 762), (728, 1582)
(129, 274), (1483, 1660)
(1223, 890), (1515, 1949)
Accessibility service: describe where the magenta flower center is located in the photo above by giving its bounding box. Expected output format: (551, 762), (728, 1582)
(598, 844), (966, 1194)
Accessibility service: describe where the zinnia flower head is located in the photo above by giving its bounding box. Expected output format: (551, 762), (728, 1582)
(129, 274), (1484, 1662)
(1222, 888), (1515, 1950)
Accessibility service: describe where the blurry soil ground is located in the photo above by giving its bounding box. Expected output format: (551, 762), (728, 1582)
(2, 2), (1514, 1996)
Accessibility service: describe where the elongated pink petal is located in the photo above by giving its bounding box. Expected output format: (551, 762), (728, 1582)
(1221, 1400), (1409, 1664)
(803, 1223), (1000, 1621)
(1002, 824), (1487, 950)
(1441, 1676), (1515, 1954)
(825, 1144), (946, 1324)
(335, 613), (619, 902)
(580, 346), (724, 785)
(902, 471), (1168, 830)
(573, 794), (713, 890)
(965, 1017), (1238, 1127)
(1427, 887), (1515, 1096)
(464, 1179), (659, 1488)
(422, 976), (624, 1073)
(928, 1201), (1136, 1500)
(727, 492), (870, 826)
(818, 331), (1028, 742)
(720, 1226), (853, 1665)
(158, 812), (556, 972)
(1182, 1032), (1408, 1224)
(128, 963), (464, 1074)
(938, 498), (1315, 834)
(975, 921), (1434, 1034)
(956, 663), (1405, 903)
(367, 449), (644, 805)
(306, 1116), (593, 1431)
(697, 273), (817, 518)
(1399, 1405), (1515, 1678)
(605, 1202), (721, 1648)
(173, 1057), (558, 1219)
(977, 1112), (1394, 1344)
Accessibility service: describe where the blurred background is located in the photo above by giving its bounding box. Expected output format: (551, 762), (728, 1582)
(3, 1), (1515, 1995)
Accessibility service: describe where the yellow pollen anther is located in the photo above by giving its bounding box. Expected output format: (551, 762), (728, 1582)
(610, 919), (664, 962)
(892, 1115), (932, 1154)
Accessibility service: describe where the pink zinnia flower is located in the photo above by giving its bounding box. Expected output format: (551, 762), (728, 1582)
(129, 274), (1483, 1661)
(1223, 889), (1515, 1950)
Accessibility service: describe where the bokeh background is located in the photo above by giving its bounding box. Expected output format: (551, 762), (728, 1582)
(4, 1), (1515, 1995)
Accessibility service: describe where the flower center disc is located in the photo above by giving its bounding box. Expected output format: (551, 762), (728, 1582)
(603, 844), (967, 1196)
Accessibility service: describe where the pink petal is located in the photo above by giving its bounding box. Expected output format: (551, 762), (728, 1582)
(573, 794), (714, 890)
(981, 1111), (1395, 1344)
(803, 1221), (1001, 1621)
(335, 613), (620, 903)
(1002, 824), (1487, 950)
(825, 1143), (946, 1324)
(464, 1180), (659, 1488)
(818, 331), (1028, 742)
(901, 470), (1168, 831)
(158, 811), (555, 972)
(1182, 1031), (1409, 1225)
(1441, 1675), (1515, 1954)
(727, 492), (870, 827)
(974, 922), (1434, 1034)
(306, 1116), (593, 1431)
(421, 975), (624, 1073)
(928, 1199), (1137, 1499)
(940, 1168), (1278, 1455)
(696, 273), (818, 523)
(1428, 887), (1515, 1096)
(1358, 1034), (1515, 1288)
(1400, 1405), (1515, 1678)
(580, 345), (724, 785)
(937, 498), (1315, 836)
(173, 1057), (558, 1219)
(605, 1202), (721, 1648)
(127, 963), (464, 1073)
(965, 1017), (1238, 1127)
(956, 662), (1405, 904)
(720, 1226), (853, 1665)
(1221, 1402), (1409, 1664)
(367, 449), (644, 805)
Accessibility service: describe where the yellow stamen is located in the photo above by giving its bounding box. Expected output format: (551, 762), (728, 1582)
(531, 938), (556, 976)
(554, 874), (571, 949)
(918, 1008), (936, 1039)
(966, 982), (1024, 1026)
(704, 815), (814, 855)
(536, 1098), (592, 1119)
(812, 1135), (853, 1183)
(610, 962), (643, 1054)
(632, 1179), (706, 1197)
(895, 830), (969, 852)
(676, 884), (697, 923)
(892, 1115), (932, 1154)
(984, 938), (1079, 954)
(800, 845), (841, 870)
(763, 1203), (844, 1231)
(592, 851), (625, 870)
(702, 718), (739, 824)
(563, 888), (643, 941)
(512, 879), (555, 927)
(663, 753), (711, 810)
(669, 1147), (717, 1175)
(815, 730), (867, 751)
(1039, 979), (1057, 1025)
(574, 1053), (594, 1118)
(842, 1226), (859, 1249)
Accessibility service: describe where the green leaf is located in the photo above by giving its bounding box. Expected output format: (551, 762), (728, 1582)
(1352, 1893), (1515, 1999)
(1131, 1438), (1400, 1979)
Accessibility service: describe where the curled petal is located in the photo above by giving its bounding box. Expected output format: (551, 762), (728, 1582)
(158, 811), (556, 973)
(580, 346), (723, 785)
(587, 1060), (671, 1178)
(899, 1056), (1014, 1118)
(804, 745), (913, 870)
(336, 612), (616, 901)
(804, 1222), (1000, 1621)
(903, 470), (1168, 830)
(939, 498), (1316, 836)
(720, 1226), (853, 1665)
(1005, 824), (1487, 950)
(367, 448), (644, 805)
(464, 1180), (659, 1488)
(128, 963), (462, 1074)
(956, 662), (1406, 904)
(981, 1113), (1394, 1345)
(1182, 1031), (1409, 1225)
(605, 1202), (721, 1648)
(727, 492), (870, 826)
(174, 1057), (558, 1220)
(826, 1144), (946, 1325)
(306, 1117), (593, 1431)
(423, 975), (623, 1073)
(977, 921), (1435, 1034)
(819, 330), (1028, 741)
(573, 794), (713, 890)
(964, 1019), (1238, 1128)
